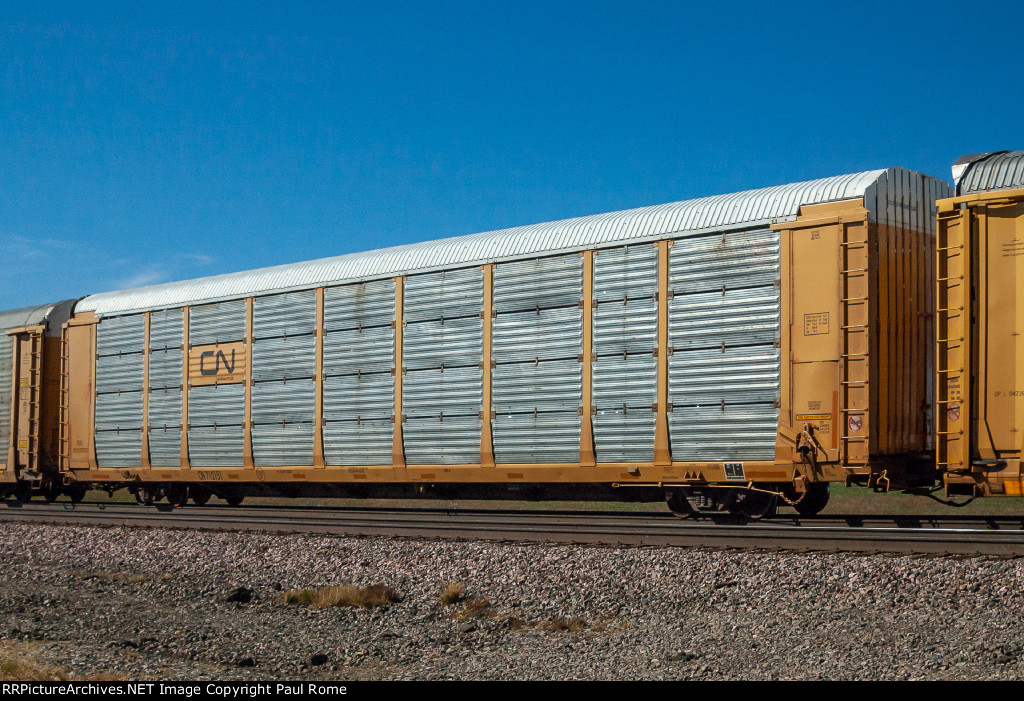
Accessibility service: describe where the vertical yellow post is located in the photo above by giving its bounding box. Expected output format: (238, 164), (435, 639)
(141, 312), (151, 470)
(654, 241), (671, 466)
(580, 251), (595, 466)
(314, 288), (325, 468)
(481, 265), (495, 467)
(243, 298), (254, 469)
(392, 277), (406, 468)
(180, 308), (190, 469)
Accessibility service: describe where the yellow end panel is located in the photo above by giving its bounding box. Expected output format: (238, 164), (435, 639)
(774, 201), (871, 468)
(790, 226), (841, 363)
(66, 323), (97, 470)
(792, 362), (839, 461)
(976, 202), (1024, 465)
(789, 222), (842, 463)
(935, 208), (970, 472)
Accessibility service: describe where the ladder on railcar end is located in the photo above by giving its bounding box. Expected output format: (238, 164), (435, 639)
(58, 327), (70, 474)
(23, 331), (42, 476)
(839, 218), (870, 472)
(935, 206), (971, 474)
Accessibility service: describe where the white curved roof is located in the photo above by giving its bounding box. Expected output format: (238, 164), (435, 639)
(956, 150), (1024, 196)
(80, 168), (910, 317)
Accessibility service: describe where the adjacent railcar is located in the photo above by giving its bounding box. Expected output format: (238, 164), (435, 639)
(31, 166), (947, 516)
(0, 301), (78, 500)
(936, 150), (1024, 497)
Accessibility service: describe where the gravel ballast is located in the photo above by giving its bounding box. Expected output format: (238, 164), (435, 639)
(1, 521), (1023, 680)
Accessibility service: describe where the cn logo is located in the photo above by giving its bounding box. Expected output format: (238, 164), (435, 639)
(199, 349), (236, 376)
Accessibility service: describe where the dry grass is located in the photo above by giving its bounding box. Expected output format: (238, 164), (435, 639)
(283, 584), (400, 609)
(439, 581), (465, 606)
(453, 596), (492, 620)
(0, 642), (121, 681)
(539, 617), (586, 633)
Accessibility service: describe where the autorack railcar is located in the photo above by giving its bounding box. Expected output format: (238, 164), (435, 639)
(8, 158), (1013, 517)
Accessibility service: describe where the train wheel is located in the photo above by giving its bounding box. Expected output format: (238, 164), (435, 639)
(14, 483), (32, 504)
(664, 488), (694, 519)
(165, 484), (189, 508)
(67, 484), (88, 504)
(43, 483), (63, 503)
(224, 493), (245, 507)
(736, 489), (778, 520)
(134, 485), (156, 506)
(189, 485), (211, 506)
(793, 483), (830, 517)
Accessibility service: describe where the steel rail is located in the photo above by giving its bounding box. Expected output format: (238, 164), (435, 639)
(3, 502), (1024, 556)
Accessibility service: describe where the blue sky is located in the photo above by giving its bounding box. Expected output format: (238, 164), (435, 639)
(1, 1), (1020, 309)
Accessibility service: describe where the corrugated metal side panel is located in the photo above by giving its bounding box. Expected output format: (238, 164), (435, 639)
(403, 416), (482, 465)
(147, 385), (181, 467)
(667, 228), (781, 461)
(593, 244), (658, 302)
(252, 423), (314, 467)
(95, 354), (144, 393)
(491, 254), (583, 463)
(959, 150), (1024, 195)
(188, 426), (244, 467)
(95, 392), (144, 429)
(94, 311), (147, 465)
(78, 170), (893, 317)
(253, 290), (317, 339)
(251, 379), (315, 424)
(669, 229), (779, 294)
(148, 427), (181, 467)
(492, 254), (583, 312)
(592, 355), (658, 409)
(492, 308), (582, 363)
(492, 412), (581, 463)
(669, 406), (780, 461)
(95, 430), (143, 468)
(324, 280), (396, 331)
(95, 315), (145, 356)
(149, 309), (183, 351)
(148, 349), (182, 390)
(252, 335), (317, 381)
(148, 388), (182, 428)
(591, 355), (657, 463)
(403, 317), (483, 370)
(95, 376), (144, 466)
(0, 335), (11, 460)
(492, 360), (581, 413)
(147, 308), (184, 465)
(323, 419), (393, 466)
(323, 373), (394, 420)
(189, 300), (247, 345)
(593, 301), (657, 356)
(403, 366), (483, 418)
(188, 384), (245, 426)
(668, 288), (780, 350)
(593, 410), (656, 463)
(323, 327), (394, 376)
(404, 268), (483, 322)
(669, 347), (781, 405)
(402, 267), (483, 462)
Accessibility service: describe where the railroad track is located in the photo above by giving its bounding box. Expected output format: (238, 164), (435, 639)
(3, 501), (1024, 556)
